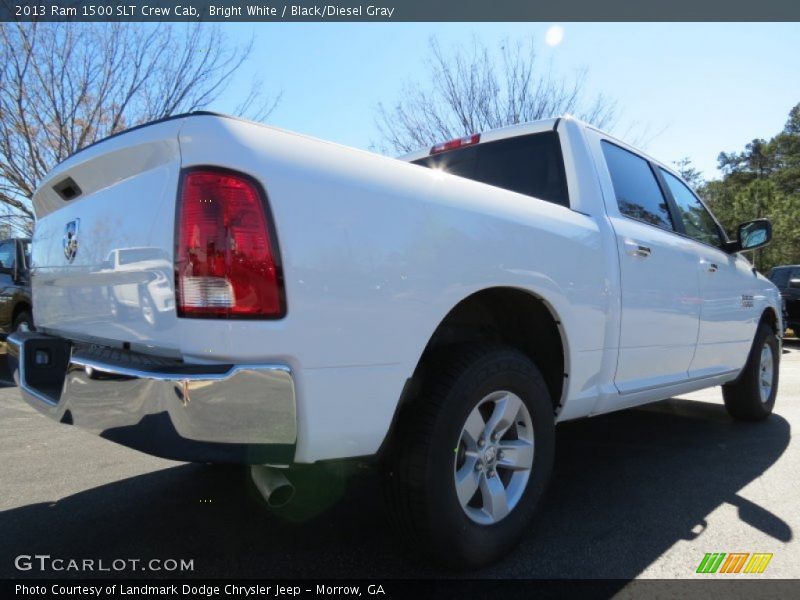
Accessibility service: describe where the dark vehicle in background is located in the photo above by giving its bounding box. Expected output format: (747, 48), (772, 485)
(0, 238), (33, 343)
(768, 264), (800, 337)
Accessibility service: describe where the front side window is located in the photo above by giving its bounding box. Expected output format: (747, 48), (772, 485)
(769, 269), (789, 287)
(660, 170), (722, 248)
(601, 141), (674, 231)
(768, 267), (800, 288)
(413, 131), (570, 207)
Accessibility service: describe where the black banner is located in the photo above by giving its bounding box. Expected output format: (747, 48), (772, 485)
(5, 579), (800, 600)
(2, 0), (800, 22)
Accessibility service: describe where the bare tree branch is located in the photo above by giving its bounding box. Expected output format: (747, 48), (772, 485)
(375, 36), (618, 155)
(0, 22), (279, 234)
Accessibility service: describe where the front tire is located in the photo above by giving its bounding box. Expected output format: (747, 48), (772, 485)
(384, 344), (555, 569)
(722, 321), (779, 421)
(140, 290), (157, 327)
(12, 311), (33, 333)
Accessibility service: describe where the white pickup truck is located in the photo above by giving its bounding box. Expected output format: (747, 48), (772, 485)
(10, 113), (782, 568)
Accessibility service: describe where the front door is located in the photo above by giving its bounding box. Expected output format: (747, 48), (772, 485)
(657, 168), (757, 377)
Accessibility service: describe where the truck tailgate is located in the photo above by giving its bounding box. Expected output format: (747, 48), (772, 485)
(31, 118), (185, 353)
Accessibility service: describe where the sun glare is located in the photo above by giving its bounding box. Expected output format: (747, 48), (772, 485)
(545, 25), (565, 47)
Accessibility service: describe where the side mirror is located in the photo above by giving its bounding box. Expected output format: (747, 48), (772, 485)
(789, 278), (800, 290)
(728, 218), (772, 253)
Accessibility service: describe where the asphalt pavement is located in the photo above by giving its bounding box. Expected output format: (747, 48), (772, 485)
(1, 340), (798, 581)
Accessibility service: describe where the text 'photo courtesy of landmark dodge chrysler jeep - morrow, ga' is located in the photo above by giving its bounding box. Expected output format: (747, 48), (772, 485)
(9, 113), (782, 569)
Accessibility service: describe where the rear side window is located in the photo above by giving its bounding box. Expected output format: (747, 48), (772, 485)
(412, 131), (569, 207)
(602, 141), (674, 231)
(118, 248), (168, 265)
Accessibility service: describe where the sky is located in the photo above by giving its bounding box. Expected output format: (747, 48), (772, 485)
(211, 22), (800, 180)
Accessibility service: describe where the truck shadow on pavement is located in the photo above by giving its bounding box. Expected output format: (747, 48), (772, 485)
(0, 398), (791, 580)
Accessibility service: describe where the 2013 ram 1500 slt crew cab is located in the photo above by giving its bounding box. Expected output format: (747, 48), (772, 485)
(9, 113), (782, 568)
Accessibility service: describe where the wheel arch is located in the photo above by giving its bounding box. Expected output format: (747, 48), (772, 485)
(761, 306), (780, 334)
(11, 299), (32, 325)
(376, 286), (568, 461)
(409, 286), (568, 413)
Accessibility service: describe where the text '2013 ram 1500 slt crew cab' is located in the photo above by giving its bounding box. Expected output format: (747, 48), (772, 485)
(9, 113), (782, 568)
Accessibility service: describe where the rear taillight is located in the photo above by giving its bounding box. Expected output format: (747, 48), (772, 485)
(430, 134), (480, 155)
(175, 168), (285, 319)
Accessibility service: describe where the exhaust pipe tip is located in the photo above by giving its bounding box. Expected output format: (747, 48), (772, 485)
(266, 484), (295, 509)
(250, 465), (295, 508)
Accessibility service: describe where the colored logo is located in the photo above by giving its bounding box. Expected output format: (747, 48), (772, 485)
(696, 552), (773, 574)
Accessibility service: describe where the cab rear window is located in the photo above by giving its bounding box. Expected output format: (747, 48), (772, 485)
(412, 131), (570, 207)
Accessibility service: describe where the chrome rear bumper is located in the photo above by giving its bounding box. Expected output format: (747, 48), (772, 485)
(7, 332), (296, 464)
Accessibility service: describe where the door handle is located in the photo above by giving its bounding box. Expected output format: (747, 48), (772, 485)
(625, 240), (652, 258)
(707, 263), (719, 273)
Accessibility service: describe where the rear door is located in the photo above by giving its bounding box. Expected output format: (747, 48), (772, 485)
(593, 139), (702, 396)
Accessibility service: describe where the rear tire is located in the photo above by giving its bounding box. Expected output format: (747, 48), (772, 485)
(384, 344), (555, 569)
(722, 321), (779, 421)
